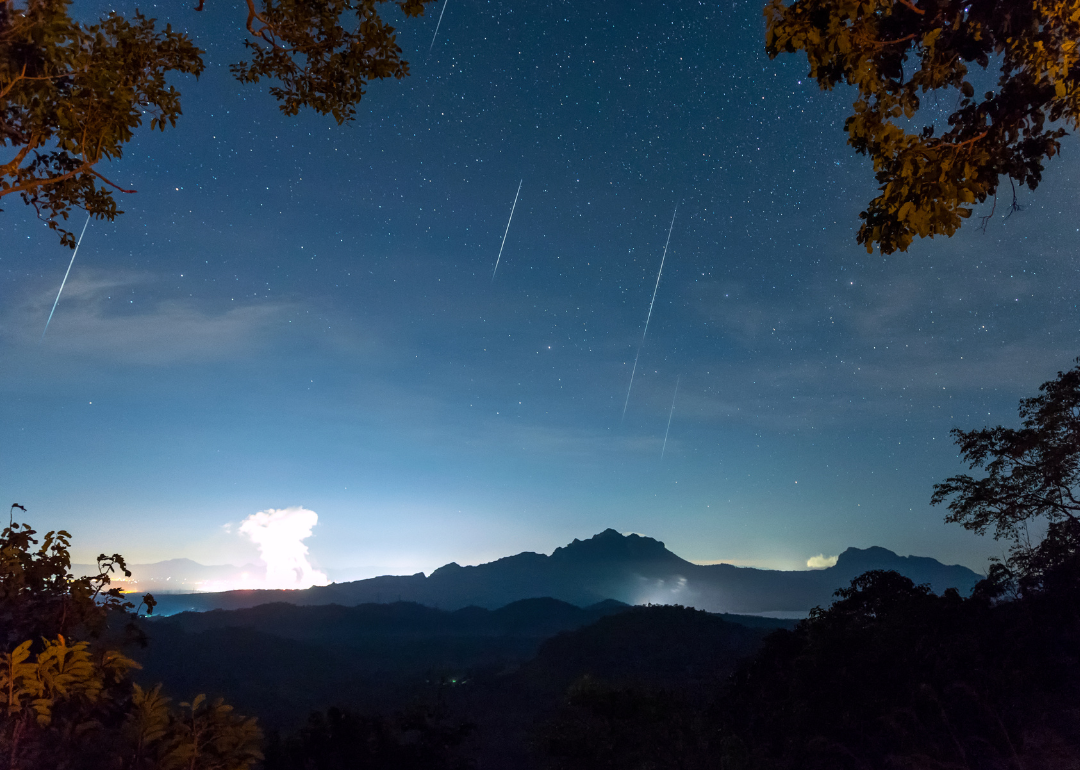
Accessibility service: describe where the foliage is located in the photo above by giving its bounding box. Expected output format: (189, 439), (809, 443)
(262, 703), (475, 770)
(126, 689), (263, 770)
(230, 0), (433, 124)
(1, 0), (434, 246)
(707, 369), (1080, 767)
(719, 569), (1080, 770)
(535, 676), (717, 770)
(1, 635), (139, 727)
(0, 0), (204, 247)
(0, 513), (261, 770)
(0, 516), (154, 651)
(932, 358), (1080, 593)
(528, 606), (783, 769)
(765, 0), (1080, 253)
(530, 569), (1079, 769)
(0, 644), (262, 770)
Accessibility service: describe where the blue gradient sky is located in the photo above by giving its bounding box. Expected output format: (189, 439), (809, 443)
(3, 0), (1078, 576)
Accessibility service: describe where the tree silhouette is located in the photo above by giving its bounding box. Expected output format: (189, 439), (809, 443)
(719, 567), (1079, 769)
(0, 512), (262, 770)
(706, 363), (1080, 768)
(932, 357), (1080, 594)
(0, 517), (153, 651)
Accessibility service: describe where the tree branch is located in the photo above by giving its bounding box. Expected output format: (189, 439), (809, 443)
(937, 130), (988, 151)
(858, 32), (919, 48)
(978, 190), (997, 232)
(895, 0), (926, 15)
(0, 64), (85, 101)
(0, 162), (91, 198)
(0, 133), (40, 177)
(89, 167), (136, 194)
(1013, 489), (1079, 522)
(243, 0), (275, 44)
(0, 64), (28, 101)
(1060, 487), (1080, 520)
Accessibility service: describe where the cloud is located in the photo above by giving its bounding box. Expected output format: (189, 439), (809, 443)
(676, 258), (1080, 430)
(0, 270), (291, 366)
(238, 507), (329, 589)
(806, 554), (838, 569)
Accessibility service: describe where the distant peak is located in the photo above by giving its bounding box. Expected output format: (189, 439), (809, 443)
(841, 545), (897, 557)
(834, 546), (901, 567)
(589, 528), (664, 547)
(551, 529), (681, 564)
(429, 562), (463, 577)
(834, 545), (973, 573)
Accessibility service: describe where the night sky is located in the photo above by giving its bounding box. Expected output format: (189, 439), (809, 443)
(3, 0), (1078, 579)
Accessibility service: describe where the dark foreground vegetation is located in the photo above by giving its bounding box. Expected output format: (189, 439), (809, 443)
(3, 361), (1079, 768)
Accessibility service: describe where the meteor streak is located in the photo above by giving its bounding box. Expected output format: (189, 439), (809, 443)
(42, 214), (90, 340)
(427, 0), (449, 56)
(622, 205), (677, 418)
(492, 179), (522, 280)
(661, 375), (680, 460)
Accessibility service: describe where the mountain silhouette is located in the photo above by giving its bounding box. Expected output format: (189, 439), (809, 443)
(152, 529), (981, 616)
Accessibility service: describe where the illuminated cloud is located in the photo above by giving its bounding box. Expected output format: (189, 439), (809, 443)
(806, 554), (839, 569)
(239, 507), (329, 589)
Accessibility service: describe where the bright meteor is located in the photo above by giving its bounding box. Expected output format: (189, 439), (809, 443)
(427, 0), (449, 56)
(661, 375), (680, 460)
(492, 179), (522, 280)
(42, 214), (90, 340)
(622, 204), (677, 419)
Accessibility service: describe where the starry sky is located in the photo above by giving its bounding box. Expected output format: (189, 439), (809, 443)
(2, 0), (1078, 578)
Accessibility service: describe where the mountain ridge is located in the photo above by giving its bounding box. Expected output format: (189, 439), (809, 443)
(151, 529), (982, 616)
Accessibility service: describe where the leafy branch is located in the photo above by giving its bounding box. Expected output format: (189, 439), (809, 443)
(1, 0), (434, 246)
(0, 0), (204, 246)
(766, 0), (1080, 253)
